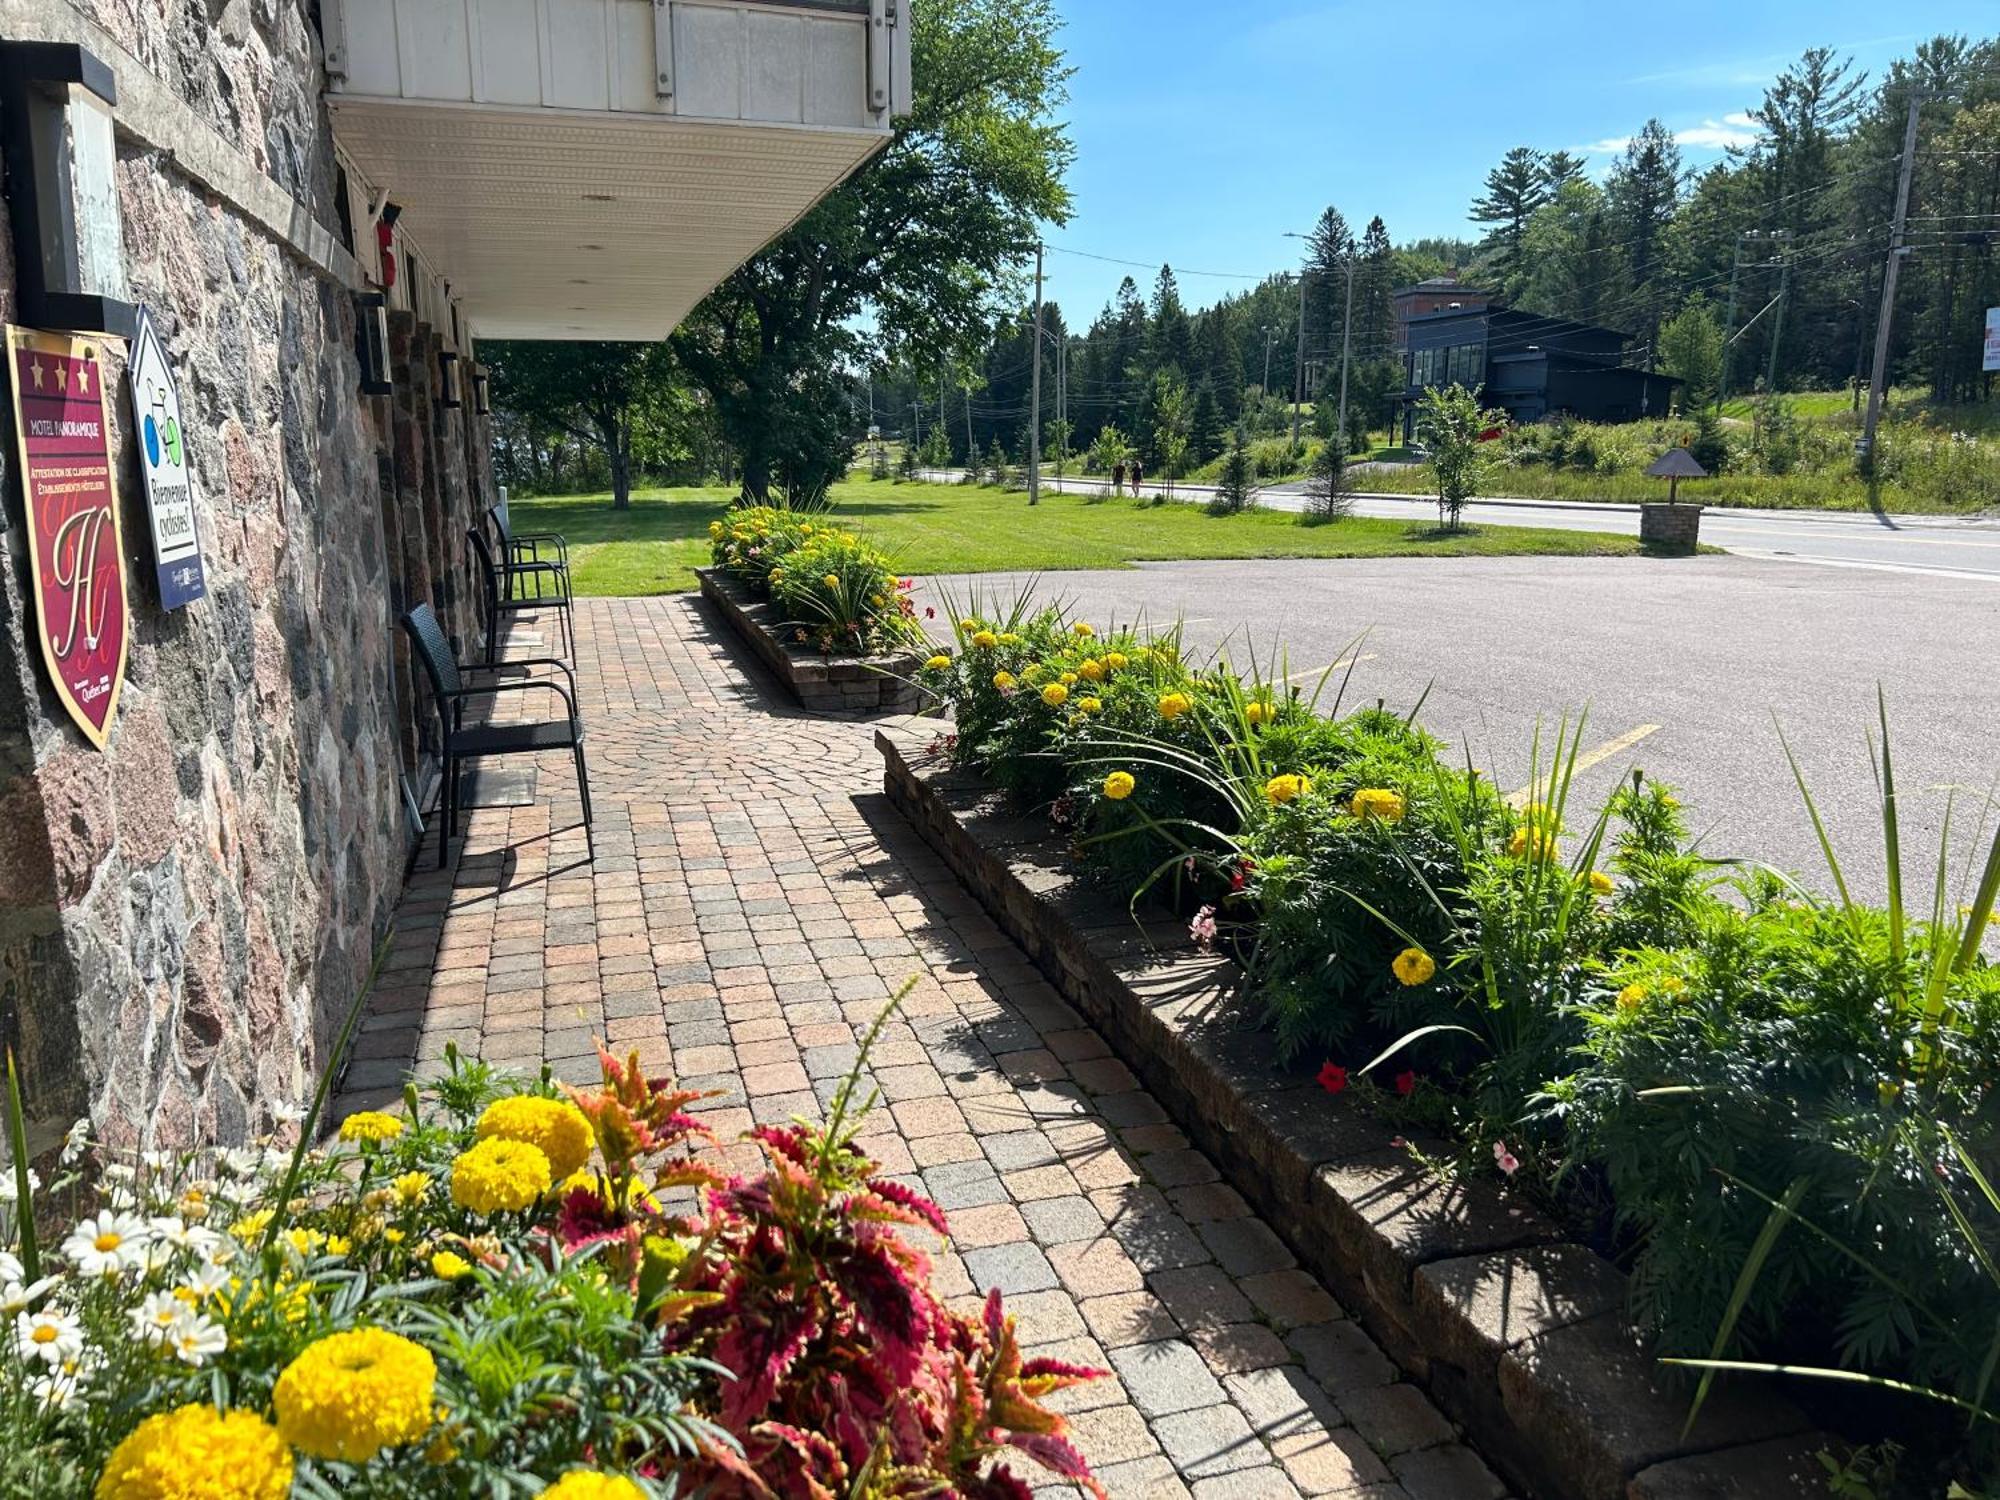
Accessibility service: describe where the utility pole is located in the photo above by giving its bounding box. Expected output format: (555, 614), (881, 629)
(911, 401), (921, 450)
(1860, 89), (1923, 470)
(1717, 231), (1751, 411)
(1261, 325), (1275, 400)
(1055, 334), (1067, 481)
(1029, 240), (1045, 505)
(1335, 257), (1356, 456)
(1763, 230), (1793, 396)
(1291, 271), (1308, 451)
(964, 385), (975, 474)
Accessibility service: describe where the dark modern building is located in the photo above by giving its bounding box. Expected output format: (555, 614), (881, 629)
(1394, 299), (1680, 438)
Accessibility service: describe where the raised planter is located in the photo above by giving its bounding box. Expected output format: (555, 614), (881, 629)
(1638, 502), (1704, 556)
(874, 717), (1833, 1500)
(697, 567), (924, 716)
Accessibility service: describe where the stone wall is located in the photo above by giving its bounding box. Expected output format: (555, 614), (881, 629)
(0, 0), (491, 1149)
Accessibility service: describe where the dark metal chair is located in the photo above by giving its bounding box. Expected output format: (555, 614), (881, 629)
(399, 601), (592, 869)
(486, 503), (569, 579)
(468, 524), (573, 665)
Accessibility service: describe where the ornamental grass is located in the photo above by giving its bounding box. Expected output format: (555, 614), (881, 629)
(0, 986), (1104, 1499)
(920, 586), (2000, 1493)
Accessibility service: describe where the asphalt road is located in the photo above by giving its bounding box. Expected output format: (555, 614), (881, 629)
(914, 553), (2000, 903)
(923, 470), (2000, 583)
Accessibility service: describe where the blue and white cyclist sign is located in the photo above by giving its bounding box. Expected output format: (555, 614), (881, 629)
(125, 308), (206, 609)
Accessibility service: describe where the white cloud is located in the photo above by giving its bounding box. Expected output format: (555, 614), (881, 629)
(1576, 113), (1762, 160)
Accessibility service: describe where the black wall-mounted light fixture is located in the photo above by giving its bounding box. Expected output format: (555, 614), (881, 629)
(356, 290), (392, 395)
(471, 366), (491, 417)
(0, 41), (136, 337)
(438, 348), (462, 409)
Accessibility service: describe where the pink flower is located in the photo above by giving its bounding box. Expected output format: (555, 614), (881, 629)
(1394, 1070), (1417, 1098)
(1317, 1062), (1347, 1094)
(1184, 855), (1197, 877)
(1189, 904), (1217, 952)
(1389, 1136), (1407, 1149)
(1493, 1141), (1520, 1177)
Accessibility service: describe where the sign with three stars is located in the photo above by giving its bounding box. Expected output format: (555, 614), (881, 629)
(6, 325), (129, 748)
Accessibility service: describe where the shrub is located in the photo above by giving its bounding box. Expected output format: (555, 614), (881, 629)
(1300, 440), (1355, 522)
(1415, 383), (1508, 529)
(1208, 427), (1261, 515)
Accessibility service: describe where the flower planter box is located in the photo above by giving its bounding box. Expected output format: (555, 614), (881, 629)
(697, 567), (924, 716)
(874, 716), (1834, 1500)
(1638, 502), (1704, 556)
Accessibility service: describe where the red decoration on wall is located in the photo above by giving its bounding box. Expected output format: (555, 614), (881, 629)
(7, 325), (129, 749)
(376, 219), (398, 289)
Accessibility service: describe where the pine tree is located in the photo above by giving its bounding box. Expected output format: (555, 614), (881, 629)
(1210, 425), (1261, 515)
(1189, 384), (1223, 464)
(1607, 119), (1684, 346)
(1149, 266), (1195, 377)
(984, 436), (1008, 487)
(1301, 438), (1353, 522)
(1354, 217), (1396, 373)
(1304, 206), (1354, 379)
(1470, 147), (1549, 284)
(1542, 149), (1588, 193)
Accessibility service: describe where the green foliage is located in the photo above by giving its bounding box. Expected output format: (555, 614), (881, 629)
(1148, 369), (1192, 487)
(1208, 427), (1261, 515)
(1415, 384), (1509, 529)
(1658, 300), (1725, 410)
(1300, 440), (1354, 523)
(709, 509), (921, 653)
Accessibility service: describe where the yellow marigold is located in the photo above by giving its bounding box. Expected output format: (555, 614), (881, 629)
(959, 617), (979, 631)
(274, 1328), (436, 1463)
(1041, 683), (1069, 708)
(391, 1171), (430, 1206)
(1392, 948), (1436, 987)
(707, 521), (724, 538)
(992, 670), (1016, 691)
(1508, 827), (1557, 862)
(1104, 651), (1128, 670)
(924, 655), (952, 672)
(1076, 696), (1103, 714)
(431, 1250), (472, 1281)
(870, 593), (885, 607)
(1587, 870), (1615, 896)
(477, 1095), (594, 1181)
(1102, 771), (1136, 801)
(1058, 671), (1079, 686)
(1244, 701), (1268, 726)
(998, 632), (1023, 646)
(821, 573), (840, 590)
(1022, 664), (1045, 685)
(1349, 788), (1405, 823)
(96, 1403), (292, 1500)
(450, 1137), (551, 1214)
(338, 1110), (403, 1145)
(1072, 621), (1096, 638)
(1615, 983), (1647, 1012)
(1158, 692), (1192, 721)
(971, 630), (999, 649)
(539, 1475), (648, 1500)
(1265, 774), (1310, 805)
(1078, 659), (1105, 681)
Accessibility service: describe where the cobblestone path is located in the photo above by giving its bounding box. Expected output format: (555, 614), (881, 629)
(338, 596), (1513, 1499)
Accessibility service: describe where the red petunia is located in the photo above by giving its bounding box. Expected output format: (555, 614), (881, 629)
(1394, 1070), (1417, 1097)
(1317, 1062), (1347, 1094)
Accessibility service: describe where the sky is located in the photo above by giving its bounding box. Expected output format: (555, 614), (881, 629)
(1040, 0), (1978, 320)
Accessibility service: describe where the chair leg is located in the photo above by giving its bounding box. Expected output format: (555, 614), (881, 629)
(573, 743), (594, 863)
(438, 755), (455, 870)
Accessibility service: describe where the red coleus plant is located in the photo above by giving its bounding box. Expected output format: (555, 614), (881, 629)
(562, 995), (1108, 1498)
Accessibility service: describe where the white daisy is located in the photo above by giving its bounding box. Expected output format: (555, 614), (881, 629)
(130, 1291), (184, 1345)
(0, 1166), (41, 1203)
(16, 1308), (82, 1365)
(147, 1215), (193, 1247)
(167, 1310), (226, 1367)
(0, 1251), (19, 1285)
(220, 1148), (262, 1179)
(0, 1276), (59, 1317)
(180, 1262), (229, 1300)
(60, 1118), (90, 1167)
(31, 1367), (81, 1410)
(63, 1211), (151, 1278)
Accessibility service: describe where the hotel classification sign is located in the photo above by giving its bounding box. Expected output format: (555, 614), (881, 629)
(126, 308), (206, 608)
(6, 325), (129, 749)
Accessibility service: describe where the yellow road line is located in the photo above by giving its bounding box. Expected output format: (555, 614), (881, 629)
(1507, 723), (1662, 807)
(1284, 652), (1377, 683)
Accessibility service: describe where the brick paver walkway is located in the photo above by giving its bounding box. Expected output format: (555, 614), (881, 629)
(340, 596), (1511, 1499)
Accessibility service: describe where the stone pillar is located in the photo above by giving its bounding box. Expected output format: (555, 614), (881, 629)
(1638, 503), (1703, 556)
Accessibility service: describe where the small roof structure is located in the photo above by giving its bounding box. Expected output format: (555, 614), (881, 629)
(1646, 447), (1710, 479)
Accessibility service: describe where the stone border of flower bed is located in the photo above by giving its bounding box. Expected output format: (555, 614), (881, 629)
(696, 567), (924, 716)
(874, 716), (1839, 1500)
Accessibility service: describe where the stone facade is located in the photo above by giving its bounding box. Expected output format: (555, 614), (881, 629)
(0, 0), (491, 1149)
(1638, 502), (1704, 556)
(696, 568), (926, 717)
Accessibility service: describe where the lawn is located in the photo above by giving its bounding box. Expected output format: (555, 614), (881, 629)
(513, 481), (1643, 596)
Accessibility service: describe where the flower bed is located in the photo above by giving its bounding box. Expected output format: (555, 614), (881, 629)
(700, 508), (927, 713)
(905, 594), (2000, 1496)
(0, 1017), (1106, 1498)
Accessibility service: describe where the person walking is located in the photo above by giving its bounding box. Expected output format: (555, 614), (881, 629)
(1130, 457), (1144, 497)
(1111, 460), (1125, 498)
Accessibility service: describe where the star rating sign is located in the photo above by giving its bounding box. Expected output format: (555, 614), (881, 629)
(53, 362), (67, 393)
(29, 360), (43, 390)
(75, 365), (90, 395)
